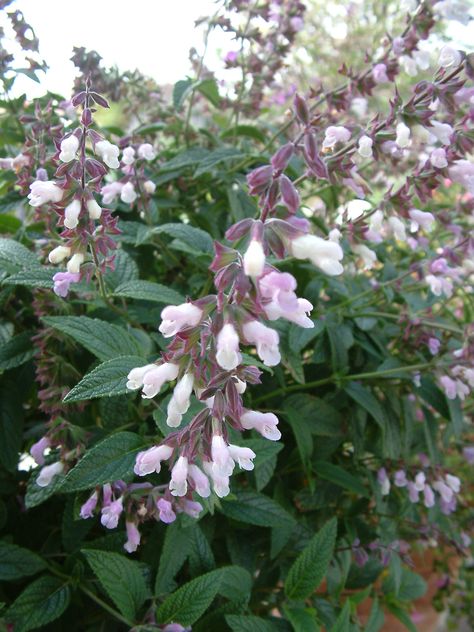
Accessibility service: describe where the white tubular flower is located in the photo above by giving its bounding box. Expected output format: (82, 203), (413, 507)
(87, 198), (102, 220)
(429, 120), (453, 146)
(188, 464), (211, 497)
(291, 234), (344, 276)
(322, 126), (351, 150)
(143, 180), (156, 194)
(216, 323), (241, 371)
(438, 45), (462, 68)
(240, 410), (281, 441)
(357, 135), (373, 158)
(159, 303), (203, 338)
(446, 474), (461, 493)
(400, 55), (418, 77)
(211, 435), (234, 477)
(134, 444), (173, 476)
(388, 217), (407, 241)
(345, 199), (371, 221)
(228, 444), (256, 471)
(414, 471), (426, 491)
(126, 363), (158, 390)
(138, 143), (156, 161)
(395, 122), (411, 148)
(352, 244), (377, 270)
(430, 148), (448, 169)
(141, 362), (180, 399)
(28, 181), (63, 207)
(121, 146), (135, 165)
(120, 181), (137, 204)
(59, 134), (80, 162)
(203, 461), (230, 498)
(243, 240), (265, 277)
(242, 320), (280, 367)
(66, 253), (85, 274)
(95, 140), (120, 169)
(36, 461), (64, 487)
(48, 245), (71, 264)
(408, 209), (435, 232)
(64, 199), (82, 229)
(169, 456), (188, 496)
(166, 372), (194, 427)
(413, 49), (430, 70)
(234, 377), (247, 394)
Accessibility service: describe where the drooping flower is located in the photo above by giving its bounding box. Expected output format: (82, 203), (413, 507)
(228, 444), (256, 470)
(137, 143), (156, 161)
(134, 444), (173, 476)
(240, 410), (281, 440)
(242, 320), (280, 366)
(59, 134), (79, 162)
(290, 234), (344, 276)
(395, 122), (411, 148)
(64, 199), (82, 229)
(87, 198), (102, 220)
(159, 303), (203, 338)
(120, 181), (137, 204)
(259, 270), (314, 328)
(357, 135), (373, 158)
(430, 148), (448, 169)
(80, 490), (99, 519)
(322, 126), (351, 150)
(243, 240), (265, 277)
(188, 464), (211, 497)
(101, 181), (123, 204)
(28, 180), (63, 207)
(141, 362), (180, 399)
(95, 140), (120, 169)
(438, 45), (462, 68)
(124, 520), (141, 553)
(377, 468), (390, 495)
(372, 63), (389, 83)
(121, 146), (135, 165)
(101, 497), (124, 529)
(36, 461), (64, 487)
(352, 244), (377, 270)
(66, 253), (84, 274)
(408, 209), (435, 232)
(216, 323), (241, 371)
(169, 456), (189, 496)
(166, 372), (194, 427)
(157, 498), (177, 523)
(30, 436), (51, 466)
(48, 245), (71, 264)
(52, 271), (80, 298)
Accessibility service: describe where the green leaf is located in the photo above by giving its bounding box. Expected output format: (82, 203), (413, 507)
(63, 432), (144, 491)
(0, 384), (24, 472)
(344, 383), (385, 430)
(221, 491), (295, 528)
(194, 148), (244, 177)
(218, 565), (252, 603)
(156, 568), (223, 626)
(155, 521), (193, 595)
(329, 601), (350, 632)
(63, 355), (146, 403)
(383, 567), (427, 601)
(285, 518), (337, 600)
(314, 462), (368, 497)
(159, 148), (210, 174)
(226, 615), (277, 632)
(0, 331), (35, 370)
(284, 400), (313, 469)
(283, 394), (343, 437)
(0, 541), (46, 580)
(82, 549), (148, 621)
(6, 575), (70, 632)
(3, 267), (55, 289)
(173, 78), (194, 110)
(188, 523), (216, 576)
(43, 316), (145, 361)
(196, 78), (220, 107)
(104, 249), (139, 290)
(289, 320), (325, 353)
(113, 280), (185, 305)
(386, 604), (417, 632)
(151, 223), (213, 254)
(221, 124), (267, 143)
(365, 598), (384, 632)
(283, 605), (320, 632)
(0, 238), (38, 272)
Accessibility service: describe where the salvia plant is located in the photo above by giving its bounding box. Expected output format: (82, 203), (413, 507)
(0, 0), (473, 630)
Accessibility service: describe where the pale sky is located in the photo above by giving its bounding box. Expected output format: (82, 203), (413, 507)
(2, 0), (472, 100)
(3, 0), (233, 98)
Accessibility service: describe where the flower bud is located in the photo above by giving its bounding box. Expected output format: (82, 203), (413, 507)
(59, 134), (80, 163)
(67, 253), (85, 274)
(64, 199), (81, 229)
(243, 239), (265, 277)
(48, 245), (71, 264)
(87, 198), (102, 220)
(271, 143), (294, 171)
(279, 174), (300, 213)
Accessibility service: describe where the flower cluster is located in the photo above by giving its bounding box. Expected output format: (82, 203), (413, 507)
(378, 464), (462, 515)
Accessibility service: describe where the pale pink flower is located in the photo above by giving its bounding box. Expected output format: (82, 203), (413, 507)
(36, 461), (64, 487)
(429, 120), (453, 145)
(28, 180), (63, 207)
(134, 444), (173, 476)
(211, 435), (234, 477)
(95, 140), (120, 168)
(414, 472), (426, 491)
(240, 410), (281, 441)
(259, 271), (313, 328)
(357, 135), (373, 158)
(216, 323), (241, 371)
(372, 63), (388, 83)
(394, 470), (408, 487)
(448, 160), (474, 194)
(137, 143), (156, 161)
(169, 456), (188, 496)
(423, 484), (435, 508)
(322, 126), (351, 150)
(101, 497), (123, 529)
(243, 240), (265, 277)
(188, 464), (211, 497)
(395, 122), (411, 148)
(64, 199), (81, 229)
(101, 181), (123, 205)
(120, 181), (137, 204)
(181, 499), (203, 518)
(228, 444), (256, 470)
(203, 461), (230, 498)
(159, 303), (203, 338)
(439, 375), (457, 399)
(438, 45), (462, 68)
(408, 209), (435, 232)
(291, 234), (344, 276)
(126, 363), (158, 390)
(446, 474), (461, 493)
(157, 498), (176, 523)
(432, 480), (453, 503)
(141, 362), (180, 399)
(428, 338), (441, 355)
(377, 468), (390, 495)
(80, 490), (99, 519)
(59, 134), (79, 162)
(166, 372), (194, 427)
(242, 320), (280, 366)
(407, 482), (420, 503)
(121, 146), (135, 165)
(53, 271), (80, 298)
(124, 520), (141, 553)
(430, 148), (448, 169)
(30, 436), (51, 465)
